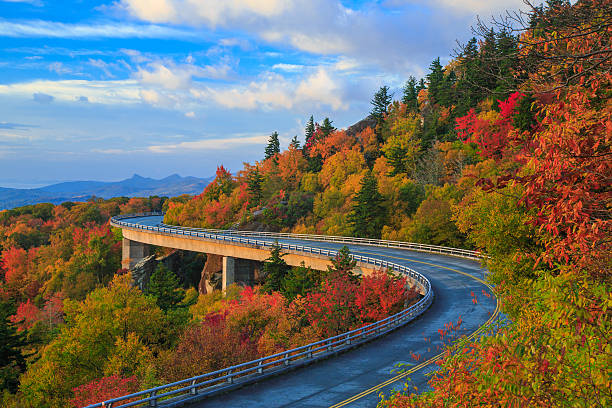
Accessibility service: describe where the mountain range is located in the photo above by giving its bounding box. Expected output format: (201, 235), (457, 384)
(0, 174), (213, 210)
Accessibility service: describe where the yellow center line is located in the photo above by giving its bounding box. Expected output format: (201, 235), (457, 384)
(328, 251), (500, 408)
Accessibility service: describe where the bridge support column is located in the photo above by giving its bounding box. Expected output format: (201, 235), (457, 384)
(222, 256), (261, 290)
(122, 238), (150, 270)
(222, 256), (235, 290)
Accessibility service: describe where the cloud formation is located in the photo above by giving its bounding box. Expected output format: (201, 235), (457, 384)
(0, 20), (197, 39)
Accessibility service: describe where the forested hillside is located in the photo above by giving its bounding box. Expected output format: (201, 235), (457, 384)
(1, 0), (609, 407)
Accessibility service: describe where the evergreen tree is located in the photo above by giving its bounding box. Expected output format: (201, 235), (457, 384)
(304, 115), (315, 146)
(247, 168), (264, 207)
(281, 262), (321, 301)
(0, 299), (27, 393)
(327, 246), (358, 280)
(261, 242), (290, 293)
(348, 171), (386, 239)
(319, 117), (336, 137)
(417, 78), (426, 92)
(264, 131), (280, 161)
(147, 264), (186, 313)
(402, 76), (419, 112)
(426, 57), (446, 105)
(370, 85), (393, 122)
(289, 135), (301, 149)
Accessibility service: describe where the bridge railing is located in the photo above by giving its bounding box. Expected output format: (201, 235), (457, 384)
(112, 212), (483, 260)
(92, 213), (440, 408)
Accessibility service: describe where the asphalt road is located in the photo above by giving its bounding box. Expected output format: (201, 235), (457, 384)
(124, 216), (498, 408)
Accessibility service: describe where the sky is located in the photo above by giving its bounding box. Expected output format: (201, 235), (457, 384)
(0, 0), (526, 188)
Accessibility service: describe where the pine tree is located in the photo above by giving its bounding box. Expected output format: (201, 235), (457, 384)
(304, 115), (315, 145)
(349, 171), (386, 239)
(289, 135), (301, 149)
(247, 168), (264, 207)
(319, 118), (335, 137)
(281, 262), (321, 301)
(0, 299), (27, 393)
(370, 86), (393, 122)
(264, 131), (280, 161)
(402, 76), (419, 112)
(426, 58), (445, 105)
(261, 242), (290, 293)
(327, 246), (358, 281)
(147, 264), (186, 312)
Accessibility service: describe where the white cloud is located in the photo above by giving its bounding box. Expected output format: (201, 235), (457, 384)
(136, 61), (231, 91)
(2, 0), (43, 5)
(48, 62), (71, 75)
(271, 63), (305, 72)
(0, 79), (141, 104)
(419, 0), (526, 15)
(0, 20), (197, 39)
(120, 0), (292, 26)
(195, 67), (347, 111)
(148, 134), (269, 153)
(184, 111), (195, 118)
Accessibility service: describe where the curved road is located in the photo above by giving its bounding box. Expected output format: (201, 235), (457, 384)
(124, 216), (498, 407)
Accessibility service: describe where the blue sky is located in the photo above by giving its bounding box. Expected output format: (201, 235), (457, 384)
(0, 0), (525, 188)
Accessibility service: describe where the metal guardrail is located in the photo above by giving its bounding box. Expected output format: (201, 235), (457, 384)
(93, 212), (456, 408)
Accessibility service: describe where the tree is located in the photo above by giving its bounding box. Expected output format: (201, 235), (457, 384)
(402, 76), (419, 112)
(261, 242), (290, 293)
(327, 246), (357, 279)
(264, 131), (280, 161)
(319, 118), (335, 137)
(0, 299), (27, 393)
(146, 264), (186, 313)
(349, 171), (386, 239)
(281, 262), (321, 301)
(304, 115), (315, 145)
(289, 135), (301, 149)
(426, 57), (445, 105)
(246, 168), (264, 207)
(371, 86), (393, 122)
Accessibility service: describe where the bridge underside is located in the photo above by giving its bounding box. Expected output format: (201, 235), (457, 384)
(120, 228), (423, 293)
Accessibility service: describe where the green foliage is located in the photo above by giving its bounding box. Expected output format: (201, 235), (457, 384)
(319, 118), (335, 137)
(371, 86), (393, 122)
(402, 76), (419, 112)
(0, 300), (27, 394)
(261, 242), (290, 293)
(147, 264), (186, 313)
(281, 262), (321, 301)
(264, 131), (280, 161)
(349, 171), (386, 239)
(247, 168), (264, 207)
(327, 246), (357, 279)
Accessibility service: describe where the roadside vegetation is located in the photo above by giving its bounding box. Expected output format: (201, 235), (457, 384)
(1, 0), (609, 406)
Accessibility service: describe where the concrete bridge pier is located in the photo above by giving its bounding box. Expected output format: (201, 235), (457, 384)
(122, 238), (150, 270)
(222, 256), (261, 290)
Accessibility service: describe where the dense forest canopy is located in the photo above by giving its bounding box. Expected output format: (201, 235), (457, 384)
(1, 0), (610, 407)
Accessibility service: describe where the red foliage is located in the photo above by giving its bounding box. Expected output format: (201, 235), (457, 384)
(355, 270), (414, 324)
(69, 375), (139, 408)
(1, 246), (28, 284)
(9, 299), (41, 331)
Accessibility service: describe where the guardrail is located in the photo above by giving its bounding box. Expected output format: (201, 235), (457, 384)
(94, 213), (439, 408)
(111, 212), (483, 260)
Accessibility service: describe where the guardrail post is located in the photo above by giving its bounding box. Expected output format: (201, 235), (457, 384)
(101, 402), (113, 408)
(190, 379), (198, 395)
(227, 370), (233, 384)
(148, 390), (157, 407)
(284, 353), (290, 366)
(327, 340), (332, 352)
(307, 346), (313, 358)
(257, 360), (263, 374)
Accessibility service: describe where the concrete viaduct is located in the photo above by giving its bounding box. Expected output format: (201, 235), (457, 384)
(106, 213), (498, 408)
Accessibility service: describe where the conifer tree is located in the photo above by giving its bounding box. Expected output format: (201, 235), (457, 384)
(426, 57), (445, 105)
(319, 118), (335, 137)
(289, 135), (301, 149)
(264, 131), (280, 161)
(402, 76), (419, 112)
(247, 168), (264, 207)
(147, 264), (185, 312)
(304, 115), (315, 145)
(349, 171), (386, 239)
(327, 246), (358, 281)
(0, 299), (27, 393)
(370, 86), (393, 122)
(261, 242), (290, 293)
